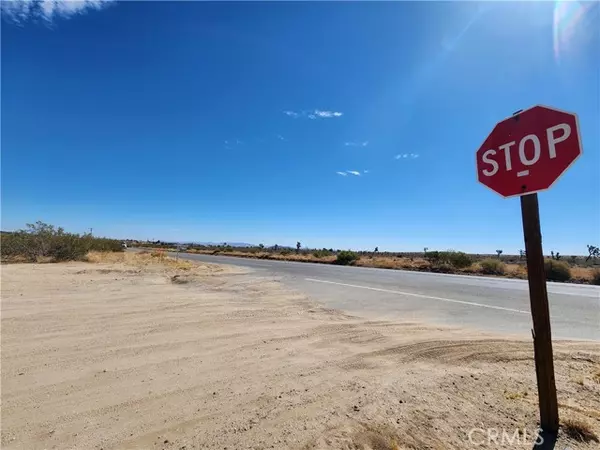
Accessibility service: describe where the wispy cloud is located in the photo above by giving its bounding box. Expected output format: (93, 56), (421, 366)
(344, 141), (369, 147)
(1, 0), (113, 23)
(224, 139), (244, 150)
(276, 134), (286, 141)
(337, 170), (367, 177)
(313, 109), (343, 118)
(395, 153), (420, 160)
(284, 109), (343, 120)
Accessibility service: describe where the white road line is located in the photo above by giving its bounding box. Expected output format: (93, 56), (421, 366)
(305, 278), (529, 314)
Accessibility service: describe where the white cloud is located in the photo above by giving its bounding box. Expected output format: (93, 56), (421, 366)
(363, 170), (370, 174)
(1, 0), (113, 23)
(284, 109), (343, 120)
(395, 153), (419, 160)
(276, 134), (286, 141)
(336, 171), (348, 176)
(346, 170), (361, 176)
(314, 109), (343, 118)
(345, 141), (369, 147)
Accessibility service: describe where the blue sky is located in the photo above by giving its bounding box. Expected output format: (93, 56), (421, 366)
(1, 0), (599, 253)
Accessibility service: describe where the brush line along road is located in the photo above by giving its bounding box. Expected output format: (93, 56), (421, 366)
(165, 252), (599, 341)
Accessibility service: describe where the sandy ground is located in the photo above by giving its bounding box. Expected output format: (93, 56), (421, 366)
(1, 254), (599, 450)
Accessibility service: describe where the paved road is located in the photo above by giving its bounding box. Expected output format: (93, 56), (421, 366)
(171, 252), (599, 341)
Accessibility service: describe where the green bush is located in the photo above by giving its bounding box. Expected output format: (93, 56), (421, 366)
(426, 250), (472, 269)
(312, 248), (332, 258)
(1, 221), (123, 262)
(480, 258), (506, 275)
(425, 251), (441, 263)
(280, 248), (292, 255)
(591, 269), (600, 286)
(445, 251), (472, 269)
(544, 260), (571, 282)
(335, 250), (359, 265)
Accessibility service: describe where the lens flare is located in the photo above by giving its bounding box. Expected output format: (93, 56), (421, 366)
(553, 1), (592, 62)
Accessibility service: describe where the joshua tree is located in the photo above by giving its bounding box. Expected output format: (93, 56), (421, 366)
(374, 246), (379, 253)
(424, 247), (429, 254)
(258, 243), (264, 249)
(496, 249), (503, 258)
(519, 249), (526, 260)
(586, 245), (599, 262)
(296, 241), (301, 253)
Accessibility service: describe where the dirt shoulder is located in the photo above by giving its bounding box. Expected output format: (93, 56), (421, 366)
(2, 254), (599, 449)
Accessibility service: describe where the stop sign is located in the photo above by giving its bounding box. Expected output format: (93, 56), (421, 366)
(476, 105), (582, 197)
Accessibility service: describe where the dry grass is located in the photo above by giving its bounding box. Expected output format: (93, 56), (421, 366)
(571, 266), (596, 283)
(354, 256), (429, 270)
(86, 250), (195, 271)
(504, 390), (529, 400)
(561, 417), (599, 443)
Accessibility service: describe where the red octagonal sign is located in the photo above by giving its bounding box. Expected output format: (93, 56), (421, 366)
(476, 105), (582, 198)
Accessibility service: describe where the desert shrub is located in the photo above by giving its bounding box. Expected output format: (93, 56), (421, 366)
(425, 251), (441, 263)
(591, 269), (600, 286)
(312, 248), (332, 258)
(1, 221), (122, 262)
(280, 248), (292, 255)
(335, 250), (359, 265)
(480, 258), (506, 275)
(544, 259), (571, 282)
(426, 251), (472, 269)
(445, 251), (472, 269)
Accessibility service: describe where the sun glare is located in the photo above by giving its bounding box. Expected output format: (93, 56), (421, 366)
(553, 0), (595, 62)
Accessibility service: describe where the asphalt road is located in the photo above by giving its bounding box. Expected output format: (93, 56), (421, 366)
(170, 252), (599, 341)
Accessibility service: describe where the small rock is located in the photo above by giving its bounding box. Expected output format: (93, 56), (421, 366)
(353, 405), (360, 412)
(164, 439), (169, 444)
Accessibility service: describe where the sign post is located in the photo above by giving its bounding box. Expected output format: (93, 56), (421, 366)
(520, 192), (558, 433)
(476, 105), (583, 435)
